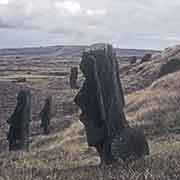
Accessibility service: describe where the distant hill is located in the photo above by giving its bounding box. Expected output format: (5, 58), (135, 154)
(0, 45), (161, 58)
(115, 48), (161, 57)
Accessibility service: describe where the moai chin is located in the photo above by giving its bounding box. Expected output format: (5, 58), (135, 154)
(74, 44), (149, 164)
(7, 89), (31, 151)
(70, 67), (79, 89)
(39, 96), (52, 134)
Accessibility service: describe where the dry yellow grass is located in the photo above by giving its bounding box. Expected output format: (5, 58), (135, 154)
(126, 71), (180, 135)
(1, 45), (180, 179)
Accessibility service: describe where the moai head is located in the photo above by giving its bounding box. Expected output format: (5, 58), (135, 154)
(141, 53), (152, 63)
(71, 67), (78, 76)
(74, 44), (149, 164)
(17, 89), (31, 106)
(70, 67), (79, 89)
(8, 89), (31, 151)
(80, 54), (95, 80)
(75, 44), (127, 146)
(45, 96), (52, 106)
(130, 56), (137, 64)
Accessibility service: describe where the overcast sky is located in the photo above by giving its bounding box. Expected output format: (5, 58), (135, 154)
(0, 0), (180, 50)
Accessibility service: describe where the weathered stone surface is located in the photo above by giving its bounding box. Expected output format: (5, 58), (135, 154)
(70, 67), (78, 89)
(39, 96), (52, 134)
(7, 89), (31, 151)
(74, 44), (149, 164)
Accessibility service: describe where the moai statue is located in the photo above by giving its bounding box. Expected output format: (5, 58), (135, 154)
(130, 56), (137, 64)
(39, 96), (52, 134)
(70, 67), (79, 89)
(141, 53), (152, 63)
(7, 90), (31, 151)
(74, 44), (149, 164)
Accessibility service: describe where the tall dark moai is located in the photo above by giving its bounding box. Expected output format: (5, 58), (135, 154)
(70, 67), (78, 89)
(39, 96), (52, 134)
(74, 44), (149, 164)
(7, 90), (31, 151)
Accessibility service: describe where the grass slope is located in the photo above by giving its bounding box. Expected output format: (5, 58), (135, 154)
(1, 45), (180, 179)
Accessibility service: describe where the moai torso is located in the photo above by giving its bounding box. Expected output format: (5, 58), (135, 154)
(40, 96), (52, 134)
(7, 90), (31, 151)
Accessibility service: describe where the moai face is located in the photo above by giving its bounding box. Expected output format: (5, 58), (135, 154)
(75, 52), (107, 147)
(17, 90), (27, 106)
(45, 96), (52, 106)
(80, 54), (95, 80)
(17, 90), (31, 106)
(70, 67), (79, 89)
(71, 67), (78, 76)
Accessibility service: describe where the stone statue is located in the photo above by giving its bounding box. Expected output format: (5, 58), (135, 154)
(74, 44), (149, 164)
(141, 53), (152, 63)
(130, 56), (137, 64)
(70, 67), (79, 89)
(7, 90), (31, 151)
(39, 96), (52, 134)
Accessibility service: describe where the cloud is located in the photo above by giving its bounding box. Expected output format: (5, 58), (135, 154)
(0, 0), (180, 49)
(86, 9), (107, 16)
(0, 0), (9, 5)
(54, 1), (81, 15)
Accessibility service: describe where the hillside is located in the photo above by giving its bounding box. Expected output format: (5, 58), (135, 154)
(0, 44), (160, 58)
(0, 44), (180, 179)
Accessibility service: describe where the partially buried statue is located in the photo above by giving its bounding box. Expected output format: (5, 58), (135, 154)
(70, 67), (79, 89)
(74, 44), (149, 164)
(7, 90), (31, 151)
(39, 96), (52, 134)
